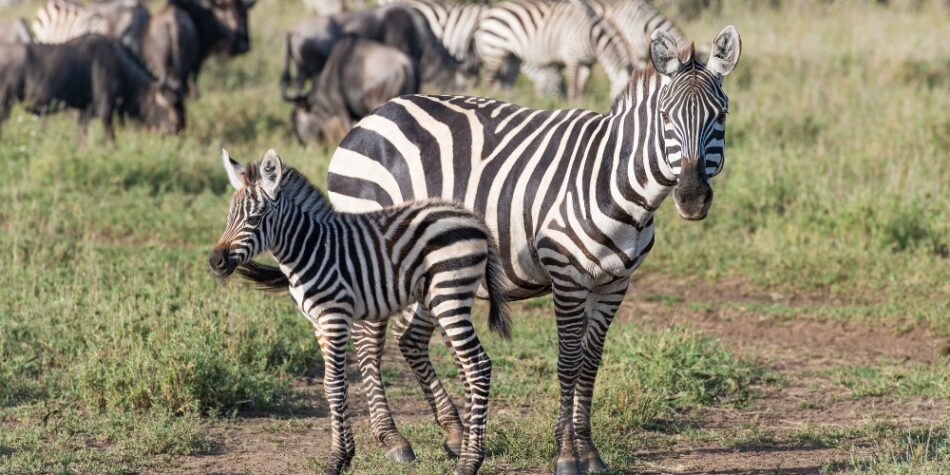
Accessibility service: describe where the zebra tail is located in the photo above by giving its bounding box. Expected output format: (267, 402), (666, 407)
(236, 261), (290, 293)
(484, 237), (512, 339)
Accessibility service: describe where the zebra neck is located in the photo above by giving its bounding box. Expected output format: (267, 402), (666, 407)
(603, 73), (678, 221)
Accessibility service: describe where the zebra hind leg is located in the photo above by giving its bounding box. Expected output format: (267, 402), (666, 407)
(352, 320), (415, 462)
(314, 315), (356, 475)
(430, 302), (491, 475)
(394, 304), (465, 459)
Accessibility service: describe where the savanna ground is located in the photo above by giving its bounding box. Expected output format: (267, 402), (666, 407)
(1, 0), (949, 473)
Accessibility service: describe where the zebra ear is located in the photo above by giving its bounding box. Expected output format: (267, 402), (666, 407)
(221, 149), (245, 190)
(258, 149), (284, 199)
(707, 25), (741, 77)
(650, 29), (681, 76)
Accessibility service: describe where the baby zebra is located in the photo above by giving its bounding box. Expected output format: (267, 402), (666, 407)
(209, 149), (510, 475)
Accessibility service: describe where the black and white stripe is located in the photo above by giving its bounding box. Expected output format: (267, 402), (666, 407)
(326, 26), (741, 475)
(31, 0), (110, 44)
(210, 149), (511, 475)
(473, 0), (633, 100)
(590, 0), (690, 66)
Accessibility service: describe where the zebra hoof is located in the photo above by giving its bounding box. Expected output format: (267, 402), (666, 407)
(555, 459), (583, 475)
(444, 440), (462, 459)
(585, 455), (608, 473)
(385, 445), (416, 463)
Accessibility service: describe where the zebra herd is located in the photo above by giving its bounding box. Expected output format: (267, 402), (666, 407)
(210, 7), (743, 473)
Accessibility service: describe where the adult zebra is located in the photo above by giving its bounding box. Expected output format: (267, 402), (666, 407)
(590, 0), (690, 67)
(474, 0), (633, 101)
(326, 26), (742, 474)
(379, 0), (489, 73)
(210, 150), (511, 475)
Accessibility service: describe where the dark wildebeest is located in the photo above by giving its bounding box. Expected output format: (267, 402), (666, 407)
(0, 35), (185, 138)
(286, 35), (418, 146)
(139, 0), (255, 94)
(280, 4), (467, 100)
(0, 19), (32, 44)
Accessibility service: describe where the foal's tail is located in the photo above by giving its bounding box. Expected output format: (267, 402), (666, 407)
(484, 236), (512, 339)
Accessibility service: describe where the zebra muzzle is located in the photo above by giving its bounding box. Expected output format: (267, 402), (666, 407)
(209, 247), (236, 278)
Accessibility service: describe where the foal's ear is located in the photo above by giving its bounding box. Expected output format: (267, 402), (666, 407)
(259, 149), (284, 199)
(707, 25), (741, 77)
(650, 29), (681, 76)
(221, 149), (245, 190)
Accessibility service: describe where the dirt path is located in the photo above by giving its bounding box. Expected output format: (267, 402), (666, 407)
(165, 274), (948, 474)
(622, 273), (949, 474)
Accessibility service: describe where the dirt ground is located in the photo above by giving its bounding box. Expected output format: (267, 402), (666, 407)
(166, 274), (949, 475)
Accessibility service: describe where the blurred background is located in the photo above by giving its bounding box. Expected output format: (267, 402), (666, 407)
(0, 0), (948, 473)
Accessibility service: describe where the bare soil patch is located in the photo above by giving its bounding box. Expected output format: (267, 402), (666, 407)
(161, 274), (948, 474)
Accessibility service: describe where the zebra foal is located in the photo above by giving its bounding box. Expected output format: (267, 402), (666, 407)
(209, 149), (511, 475)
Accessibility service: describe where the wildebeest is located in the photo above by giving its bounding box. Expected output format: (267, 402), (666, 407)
(280, 4), (468, 100)
(0, 19), (32, 44)
(139, 0), (256, 93)
(0, 35), (185, 138)
(28, 0), (255, 94)
(287, 35), (418, 146)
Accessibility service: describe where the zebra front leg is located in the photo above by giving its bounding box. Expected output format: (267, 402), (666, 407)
(430, 304), (491, 475)
(565, 61), (581, 102)
(552, 284), (589, 475)
(352, 319), (415, 462)
(315, 315), (356, 475)
(394, 304), (465, 459)
(572, 279), (627, 474)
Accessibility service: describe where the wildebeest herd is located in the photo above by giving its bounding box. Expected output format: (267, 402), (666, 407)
(2, 1), (743, 474)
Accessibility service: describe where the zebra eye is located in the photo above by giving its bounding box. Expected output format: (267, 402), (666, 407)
(660, 112), (671, 124)
(718, 112), (728, 123)
(246, 216), (262, 227)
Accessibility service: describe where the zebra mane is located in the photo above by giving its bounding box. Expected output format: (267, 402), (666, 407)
(610, 43), (705, 113)
(245, 161), (334, 217)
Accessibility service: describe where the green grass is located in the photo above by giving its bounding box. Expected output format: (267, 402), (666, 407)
(1, 0), (949, 472)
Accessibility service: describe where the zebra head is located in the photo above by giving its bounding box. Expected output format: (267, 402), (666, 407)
(210, 149), (284, 278)
(651, 25), (741, 221)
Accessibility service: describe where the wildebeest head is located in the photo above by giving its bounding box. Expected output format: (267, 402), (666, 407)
(174, 0), (255, 55)
(208, 0), (254, 55)
(290, 99), (351, 147)
(143, 79), (186, 133)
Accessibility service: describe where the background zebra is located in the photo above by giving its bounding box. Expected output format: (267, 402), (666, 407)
(209, 149), (511, 475)
(380, 0), (489, 73)
(473, 0), (634, 100)
(590, 0), (690, 67)
(31, 0), (110, 44)
(325, 26), (742, 475)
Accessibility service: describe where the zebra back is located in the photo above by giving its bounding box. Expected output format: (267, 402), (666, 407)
(32, 0), (110, 44)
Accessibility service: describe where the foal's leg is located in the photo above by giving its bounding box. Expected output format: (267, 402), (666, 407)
(393, 304), (465, 458)
(572, 278), (627, 473)
(427, 296), (492, 475)
(315, 314), (356, 475)
(351, 319), (415, 462)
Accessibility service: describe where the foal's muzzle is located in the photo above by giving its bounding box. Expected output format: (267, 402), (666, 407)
(673, 157), (714, 221)
(209, 247), (237, 278)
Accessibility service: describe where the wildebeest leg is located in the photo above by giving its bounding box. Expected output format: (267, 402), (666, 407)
(350, 319), (415, 462)
(394, 304), (465, 459)
(78, 107), (94, 136)
(572, 278), (627, 474)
